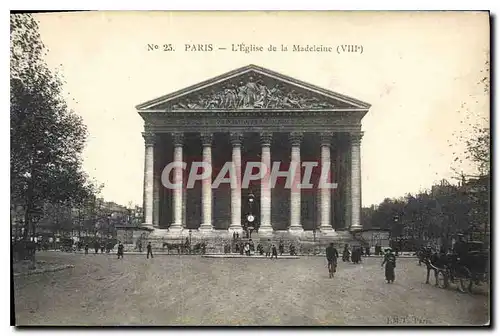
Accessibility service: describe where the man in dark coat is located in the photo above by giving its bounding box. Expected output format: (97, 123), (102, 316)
(279, 241), (284, 256)
(271, 244), (278, 259)
(326, 243), (339, 278)
(382, 248), (396, 283)
(117, 241), (124, 259)
(147, 242), (153, 259)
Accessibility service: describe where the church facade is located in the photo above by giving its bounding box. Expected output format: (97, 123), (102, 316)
(136, 64), (370, 241)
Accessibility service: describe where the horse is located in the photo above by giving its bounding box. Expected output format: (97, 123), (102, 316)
(162, 242), (182, 254)
(422, 249), (449, 285)
(191, 242), (206, 254)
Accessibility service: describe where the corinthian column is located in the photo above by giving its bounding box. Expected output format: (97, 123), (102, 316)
(319, 132), (335, 235)
(259, 132), (273, 236)
(229, 132), (243, 232)
(170, 133), (184, 232)
(350, 132), (363, 231)
(344, 137), (352, 230)
(289, 132), (303, 233)
(142, 132), (156, 229)
(199, 133), (213, 232)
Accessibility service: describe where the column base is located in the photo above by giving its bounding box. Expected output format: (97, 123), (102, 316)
(319, 226), (337, 236)
(141, 223), (154, 230)
(169, 224), (183, 232)
(349, 225), (363, 232)
(288, 226), (304, 233)
(228, 226), (244, 233)
(199, 224), (213, 232)
(257, 226), (273, 237)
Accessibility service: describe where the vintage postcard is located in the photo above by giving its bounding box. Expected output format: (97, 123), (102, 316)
(11, 11), (490, 326)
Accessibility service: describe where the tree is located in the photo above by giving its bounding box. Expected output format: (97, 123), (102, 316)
(451, 57), (490, 177)
(11, 14), (97, 260)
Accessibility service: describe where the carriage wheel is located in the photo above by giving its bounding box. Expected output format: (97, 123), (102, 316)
(437, 270), (449, 289)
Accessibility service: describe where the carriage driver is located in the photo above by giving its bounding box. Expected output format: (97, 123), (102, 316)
(454, 234), (468, 261)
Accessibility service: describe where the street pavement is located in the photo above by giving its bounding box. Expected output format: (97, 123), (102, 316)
(13, 251), (489, 326)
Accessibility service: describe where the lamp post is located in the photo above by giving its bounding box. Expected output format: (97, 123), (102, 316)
(246, 191), (256, 238)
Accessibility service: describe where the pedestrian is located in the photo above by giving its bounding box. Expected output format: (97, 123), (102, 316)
(271, 244), (278, 259)
(84, 244), (89, 255)
(138, 241), (143, 253)
(265, 239), (271, 257)
(279, 241), (284, 256)
(244, 243), (250, 256)
(101, 243), (105, 254)
(147, 242), (153, 259)
(381, 248), (396, 283)
(326, 243), (339, 278)
(94, 241), (99, 254)
(342, 244), (350, 262)
(117, 241), (124, 259)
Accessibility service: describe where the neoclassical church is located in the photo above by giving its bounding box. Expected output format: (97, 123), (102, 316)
(136, 64), (370, 242)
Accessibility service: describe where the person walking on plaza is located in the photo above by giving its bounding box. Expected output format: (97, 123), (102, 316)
(279, 241), (284, 256)
(342, 244), (350, 262)
(244, 242), (250, 256)
(84, 243), (89, 255)
(147, 242), (153, 259)
(117, 241), (124, 259)
(326, 243), (339, 278)
(265, 239), (271, 257)
(271, 244), (278, 259)
(382, 248), (397, 283)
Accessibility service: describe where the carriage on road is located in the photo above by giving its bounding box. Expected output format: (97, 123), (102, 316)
(427, 240), (489, 293)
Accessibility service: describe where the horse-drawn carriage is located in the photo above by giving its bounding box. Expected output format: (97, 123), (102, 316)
(422, 240), (489, 293)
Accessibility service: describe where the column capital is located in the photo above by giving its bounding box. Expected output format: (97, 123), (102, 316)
(200, 132), (213, 147)
(230, 132), (243, 146)
(319, 132), (333, 147)
(350, 132), (364, 145)
(142, 132), (157, 146)
(260, 132), (273, 146)
(172, 132), (184, 146)
(289, 132), (303, 146)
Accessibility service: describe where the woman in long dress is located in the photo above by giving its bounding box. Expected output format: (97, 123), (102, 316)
(382, 248), (397, 283)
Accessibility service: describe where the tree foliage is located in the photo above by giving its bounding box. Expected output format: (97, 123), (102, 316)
(10, 14), (97, 241)
(451, 58), (490, 177)
(364, 178), (489, 249)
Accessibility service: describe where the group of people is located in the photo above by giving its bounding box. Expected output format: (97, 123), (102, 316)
(106, 241), (155, 259)
(230, 236), (297, 257)
(327, 243), (397, 283)
(341, 244), (364, 263)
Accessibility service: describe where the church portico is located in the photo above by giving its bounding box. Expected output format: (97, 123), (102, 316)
(137, 65), (370, 241)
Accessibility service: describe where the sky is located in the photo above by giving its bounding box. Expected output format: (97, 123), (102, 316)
(33, 11), (489, 208)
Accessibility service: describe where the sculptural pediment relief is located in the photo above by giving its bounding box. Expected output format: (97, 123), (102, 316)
(137, 65), (370, 111)
(169, 75), (340, 110)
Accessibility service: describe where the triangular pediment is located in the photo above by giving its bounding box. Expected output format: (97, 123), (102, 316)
(136, 64), (370, 111)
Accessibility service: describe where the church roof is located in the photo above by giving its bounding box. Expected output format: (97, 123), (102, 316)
(136, 64), (371, 111)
